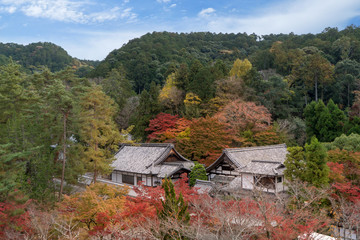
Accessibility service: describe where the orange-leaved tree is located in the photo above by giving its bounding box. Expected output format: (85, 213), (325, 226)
(215, 100), (273, 146)
(215, 100), (271, 133)
(58, 183), (129, 237)
(177, 117), (233, 166)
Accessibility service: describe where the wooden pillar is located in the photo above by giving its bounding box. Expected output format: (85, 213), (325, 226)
(241, 174), (243, 189)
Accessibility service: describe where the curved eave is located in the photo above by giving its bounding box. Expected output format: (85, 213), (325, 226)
(206, 152), (226, 172)
(154, 145), (192, 166)
(158, 165), (191, 178)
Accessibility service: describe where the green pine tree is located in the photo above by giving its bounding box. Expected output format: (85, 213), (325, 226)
(189, 163), (207, 186)
(158, 177), (190, 240)
(303, 101), (317, 139)
(131, 81), (161, 141)
(101, 67), (135, 110)
(303, 137), (329, 187)
(326, 99), (346, 140)
(284, 146), (306, 182)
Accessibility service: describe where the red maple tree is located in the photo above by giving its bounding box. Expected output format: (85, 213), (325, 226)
(146, 113), (179, 142)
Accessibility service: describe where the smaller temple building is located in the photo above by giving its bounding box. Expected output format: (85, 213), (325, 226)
(206, 144), (288, 193)
(111, 143), (194, 187)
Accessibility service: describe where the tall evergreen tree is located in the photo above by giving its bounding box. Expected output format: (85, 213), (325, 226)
(158, 177), (190, 239)
(305, 100), (346, 142)
(334, 59), (360, 107)
(131, 81), (161, 141)
(0, 144), (29, 201)
(45, 79), (73, 199)
(101, 67), (134, 110)
(303, 137), (329, 187)
(0, 63), (55, 202)
(284, 146), (306, 182)
(188, 66), (215, 101)
(326, 99), (346, 141)
(0, 62), (27, 125)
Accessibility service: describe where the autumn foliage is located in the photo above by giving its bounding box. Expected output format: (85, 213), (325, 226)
(215, 100), (272, 133)
(146, 113), (191, 143)
(146, 113), (180, 142)
(0, 175), (333, 239)
(58, 183), (129, 237)
(0, 190), (31, 238)
(177, 117), (233, 166)
(327, 149), (360, 202)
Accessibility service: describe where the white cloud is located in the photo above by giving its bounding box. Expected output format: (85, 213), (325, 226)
(61, 30), (147, 60)
(157, 0), (171, 3)
(0, 6), (16, 13)
(120, 7), (137, 21)
(204, 0), (360, 35)
(198, 8), (215, 18)
(89, 7), (136, 23)
(20, 1), (86, 23)
(169, 4), (176, 8)
(0, 0), (137, 23)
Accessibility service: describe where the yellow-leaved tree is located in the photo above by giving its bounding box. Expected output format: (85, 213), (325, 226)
(78, 84), (131, 183)
(229, 58), (252, 79)
(159, 73), (184, 114)
(183, 92), (201, 119)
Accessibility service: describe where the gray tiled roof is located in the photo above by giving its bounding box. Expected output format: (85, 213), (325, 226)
(207, 144), (288, 176)
(225, 144), (288, 168)
(239, 160), (285, 176)
(194, 180), (215, 194)
(156, 163), (184, 178)
(111, 143), (193, 177)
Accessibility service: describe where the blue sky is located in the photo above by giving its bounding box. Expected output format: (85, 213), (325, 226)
(0, 0), (359, 60)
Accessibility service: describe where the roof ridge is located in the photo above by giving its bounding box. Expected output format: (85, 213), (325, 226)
(225, 144), (286, 153)
(251, 160), (282, 164)
(162, 162), (185, 166)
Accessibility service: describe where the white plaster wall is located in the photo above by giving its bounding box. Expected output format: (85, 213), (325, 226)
(275, 181), (283, 192)
(111, 172), (122, 183)
(242, 174), (254, 190)
(275, 176), (288, 192)
(134, 175), (137, 186)
(111, 172), (116, 182)
(146, 176), (152, 186)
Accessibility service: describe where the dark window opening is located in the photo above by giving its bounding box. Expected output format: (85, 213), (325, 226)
(122, 174), (134, 185)
(222, 165), (234, 171)
(254, 176), (275, 189)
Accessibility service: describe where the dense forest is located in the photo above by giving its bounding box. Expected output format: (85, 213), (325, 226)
(0, 42), (99, 75)
(1, 25), (360, 239)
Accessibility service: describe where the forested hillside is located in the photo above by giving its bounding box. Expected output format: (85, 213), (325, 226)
(1, 26), (360, 239)
(0, 42), (99, 75)
(87, 26), (360, 160)
(90, 26), (360, 95)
